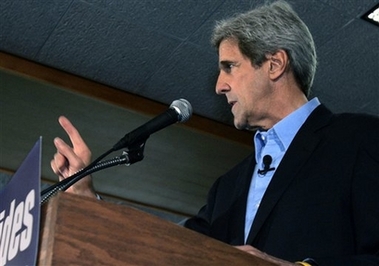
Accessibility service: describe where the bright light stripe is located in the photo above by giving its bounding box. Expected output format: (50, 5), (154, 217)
(362, 3), (379, 26)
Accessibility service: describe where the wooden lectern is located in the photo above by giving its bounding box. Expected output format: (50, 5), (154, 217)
(38, 193), (276, 265)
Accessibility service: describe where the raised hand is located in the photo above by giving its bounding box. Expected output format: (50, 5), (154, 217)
(50, 116), (97, 198)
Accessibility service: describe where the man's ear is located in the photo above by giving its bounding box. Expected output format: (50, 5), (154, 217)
(268, 49), (289, 80)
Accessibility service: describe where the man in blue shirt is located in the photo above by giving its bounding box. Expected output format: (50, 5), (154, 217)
(51, 1), (379, 265)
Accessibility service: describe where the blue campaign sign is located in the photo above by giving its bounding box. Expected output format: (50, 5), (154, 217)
(0, 138), (41, 266)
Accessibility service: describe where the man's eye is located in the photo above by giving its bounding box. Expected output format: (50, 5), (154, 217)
(224, 63), (234, 72)
(219, 62), (236, 73)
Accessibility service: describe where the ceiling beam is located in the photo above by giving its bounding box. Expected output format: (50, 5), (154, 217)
(0, 52), (252, 146)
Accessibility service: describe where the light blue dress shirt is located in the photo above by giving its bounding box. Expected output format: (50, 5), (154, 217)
(244, 97), (321, 243)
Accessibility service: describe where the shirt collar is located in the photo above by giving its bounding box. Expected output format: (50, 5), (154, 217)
(273, 97), (320, 150)
(254, 97), (320, 159)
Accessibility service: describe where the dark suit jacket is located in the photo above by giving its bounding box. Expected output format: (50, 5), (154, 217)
(185, 105), (379, 265)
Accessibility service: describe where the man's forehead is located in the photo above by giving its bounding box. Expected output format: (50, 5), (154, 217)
(218, 40), (250, 64)
(219, 38), (239, 51)
(218, 40), (239, 59)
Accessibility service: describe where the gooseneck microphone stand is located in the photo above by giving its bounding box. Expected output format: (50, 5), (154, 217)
(40, 140), (146, 205)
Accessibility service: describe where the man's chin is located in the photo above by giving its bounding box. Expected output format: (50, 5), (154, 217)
(233, 120), (247, 130)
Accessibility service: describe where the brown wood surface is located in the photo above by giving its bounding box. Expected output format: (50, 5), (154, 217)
(38, 193), (276, 265)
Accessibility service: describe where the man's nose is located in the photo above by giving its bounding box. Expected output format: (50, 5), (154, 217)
(215, 74), (230, 95)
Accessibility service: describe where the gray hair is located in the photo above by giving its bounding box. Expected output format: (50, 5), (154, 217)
(211, 0), (317, 96)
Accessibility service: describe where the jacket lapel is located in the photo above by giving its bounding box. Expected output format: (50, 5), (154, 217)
(246, 105), (333, 244)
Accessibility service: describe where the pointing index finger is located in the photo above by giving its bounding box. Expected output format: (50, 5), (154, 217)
(58, 116), (87, 148)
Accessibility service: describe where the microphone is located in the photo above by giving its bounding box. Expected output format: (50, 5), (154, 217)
(257, 155), (276, 175)
(112, 99), (192, 151)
